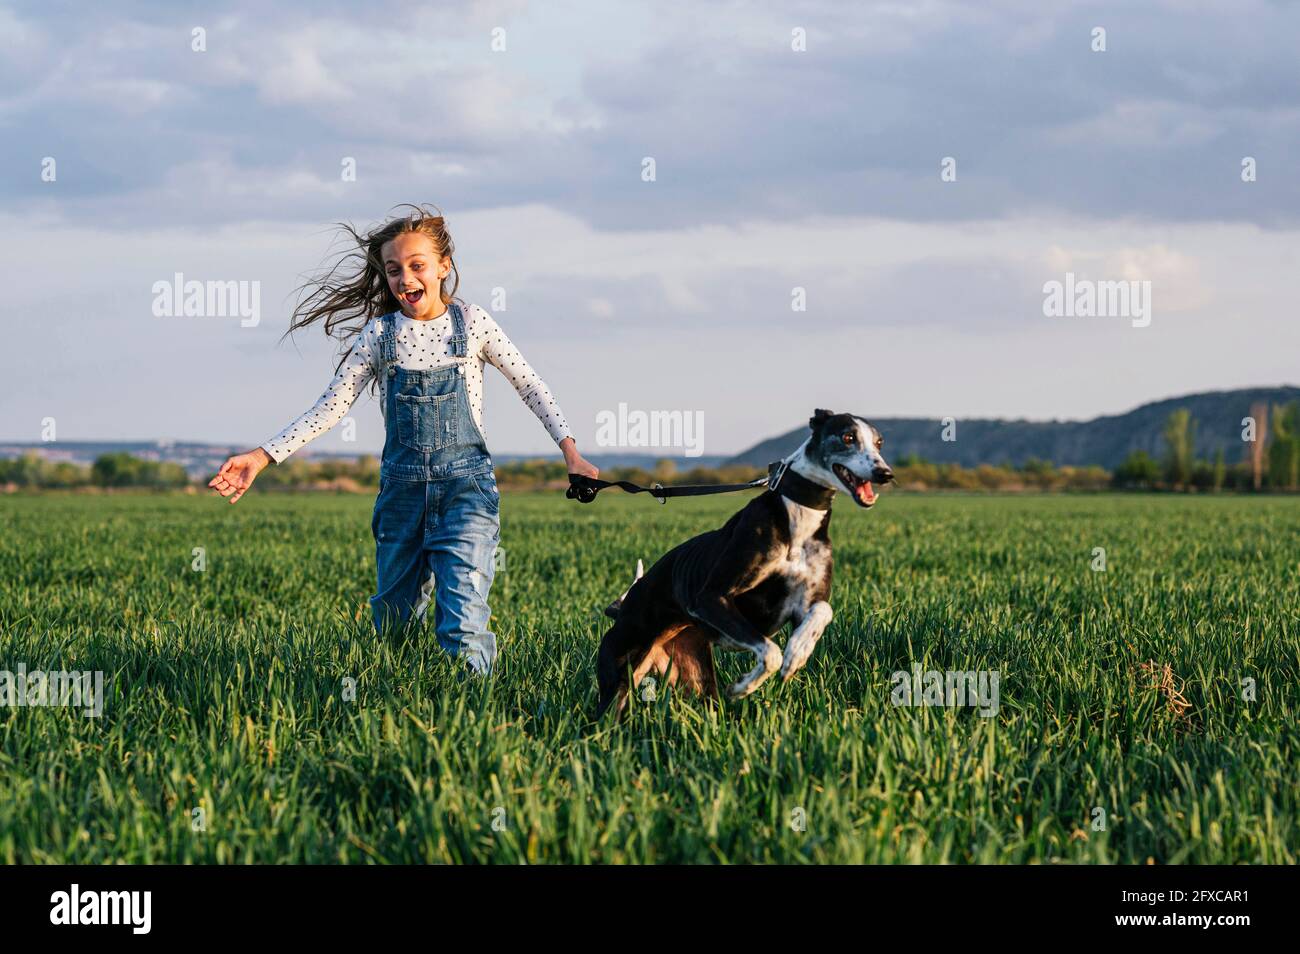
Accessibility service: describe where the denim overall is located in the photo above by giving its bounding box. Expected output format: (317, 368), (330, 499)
(369, 301), (501, 674)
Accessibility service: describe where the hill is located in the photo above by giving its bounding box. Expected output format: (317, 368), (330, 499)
(724, 387), (1300, 470)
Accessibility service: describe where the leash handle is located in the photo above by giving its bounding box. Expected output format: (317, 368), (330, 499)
(566, 475), (600, 503)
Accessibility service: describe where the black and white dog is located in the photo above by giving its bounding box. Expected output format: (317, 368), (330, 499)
(596, 409), (893, 717)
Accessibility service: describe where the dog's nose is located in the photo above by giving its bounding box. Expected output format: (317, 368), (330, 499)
(873, 466), (894, 484)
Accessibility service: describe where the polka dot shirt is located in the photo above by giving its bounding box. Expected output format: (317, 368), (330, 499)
(260, 303), (573, 464)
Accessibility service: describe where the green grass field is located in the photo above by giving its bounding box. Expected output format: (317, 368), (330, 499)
(0, 491), (1296, 863)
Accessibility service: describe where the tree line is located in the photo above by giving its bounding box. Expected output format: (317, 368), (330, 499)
(1113, 401), (1300, 491)
(3, 403), (1298, 493)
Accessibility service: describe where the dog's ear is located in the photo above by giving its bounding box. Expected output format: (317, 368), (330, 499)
(809, 408), (834, 432)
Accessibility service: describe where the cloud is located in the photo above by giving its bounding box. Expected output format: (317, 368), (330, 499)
(4, 0), (1300, 230)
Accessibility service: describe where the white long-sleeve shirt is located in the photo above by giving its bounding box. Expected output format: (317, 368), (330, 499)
(260, 303), (572, 463)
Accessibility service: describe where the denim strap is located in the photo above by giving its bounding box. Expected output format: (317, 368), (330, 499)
(377, 314), (398, 376)
(447, 302), (468, 358)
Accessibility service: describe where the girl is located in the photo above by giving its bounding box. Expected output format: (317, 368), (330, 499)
(208, 205), (599, 675)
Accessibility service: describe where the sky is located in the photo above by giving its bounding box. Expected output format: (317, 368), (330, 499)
(2, 0), (1298, 459)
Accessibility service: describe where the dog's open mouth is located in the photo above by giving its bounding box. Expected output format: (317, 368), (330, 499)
(833, 463), (876, 507)
(402, 289), (424, 307)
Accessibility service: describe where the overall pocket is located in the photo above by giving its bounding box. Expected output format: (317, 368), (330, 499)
(469, 471), (501, 513)
(396, 392), (456, 451)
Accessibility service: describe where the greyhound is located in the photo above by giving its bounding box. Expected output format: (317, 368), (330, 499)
(595, 409), (893, 717)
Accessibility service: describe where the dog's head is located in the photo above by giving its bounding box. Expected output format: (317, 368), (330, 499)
(796, 409), (894, 508)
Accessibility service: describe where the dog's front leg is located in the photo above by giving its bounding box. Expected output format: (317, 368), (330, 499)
(682, 534), (782, 700)
(781, 601), (832, 681)
(689, 595), (782, 699)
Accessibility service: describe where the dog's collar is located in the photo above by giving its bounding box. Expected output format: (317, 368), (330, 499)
(768, 461), (834, 511)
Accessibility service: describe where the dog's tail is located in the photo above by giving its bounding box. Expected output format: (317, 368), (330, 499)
(602, 559), (645, 620)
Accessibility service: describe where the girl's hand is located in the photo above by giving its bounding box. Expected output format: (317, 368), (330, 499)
(560, 437), (599, 479)
(209, 447), (272, 503)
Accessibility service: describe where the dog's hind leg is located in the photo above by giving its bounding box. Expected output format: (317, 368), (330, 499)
(663, 625), (718, 700)
(596, 620), (637, 718)
(596, 617), (678, 718)
(628, 623), (692, 696)
(781, 600), (832, 681)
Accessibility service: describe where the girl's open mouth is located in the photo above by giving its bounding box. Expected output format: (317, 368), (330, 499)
(402, 289), (424, 306)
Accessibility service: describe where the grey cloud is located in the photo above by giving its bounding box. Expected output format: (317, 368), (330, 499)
(4, 0), (1299, 230)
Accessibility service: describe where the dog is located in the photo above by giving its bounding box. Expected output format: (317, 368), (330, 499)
(595, 409), (893, 717)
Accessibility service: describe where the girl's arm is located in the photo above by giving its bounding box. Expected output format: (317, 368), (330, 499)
(208, 323), (378, 503)
(476, 306), (598, 478)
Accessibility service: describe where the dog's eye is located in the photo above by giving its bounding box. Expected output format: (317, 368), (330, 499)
(876, 437), (884, 449)
(842, 433), (855, 445)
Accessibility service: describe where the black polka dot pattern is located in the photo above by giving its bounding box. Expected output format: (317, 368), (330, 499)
(260, 304), (573, 462)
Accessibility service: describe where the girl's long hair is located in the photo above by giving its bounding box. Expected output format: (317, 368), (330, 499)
(285, 203), (462, 381)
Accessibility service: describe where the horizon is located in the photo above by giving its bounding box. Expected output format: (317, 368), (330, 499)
(5, 381), (1298, 460)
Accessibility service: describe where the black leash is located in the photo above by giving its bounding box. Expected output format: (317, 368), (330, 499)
(567, 460), (802, 505)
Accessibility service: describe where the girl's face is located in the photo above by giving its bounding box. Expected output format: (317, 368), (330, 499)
(382, 232), (450, 319)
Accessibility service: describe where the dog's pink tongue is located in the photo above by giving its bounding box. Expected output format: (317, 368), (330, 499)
(857, 481), (876, 505)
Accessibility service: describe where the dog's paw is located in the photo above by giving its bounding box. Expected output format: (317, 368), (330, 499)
(780, 643), (812, 680)
(729, 664), (781, 697)
(729, 644), (782, 698)
(782, 606), (830, 680)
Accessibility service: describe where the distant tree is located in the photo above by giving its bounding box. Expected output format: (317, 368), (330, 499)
(1112, 450), (1161, 489)
(1190, 460), (1215, 491)
(90, 453), (188, 489)
(1212, 448), (1226, 492)
(894, 456), (938, 488)
(1218, 460), (1252, 491)
(0, 451), (49, 487)
(45, 461), (88, 488)
(92, 452), (143, 487)
(1162, 409), (1196, 490)
(1021, 457), (1055, 478)
(151, 462), (190, 488)
(652, 458), (677, 483)
(1248, 401), (1268, 491)
(1268, 402), (1300, 490)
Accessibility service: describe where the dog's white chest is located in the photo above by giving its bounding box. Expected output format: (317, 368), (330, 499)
(782, 498), (825, 550)
(778, 498), (830, 586)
